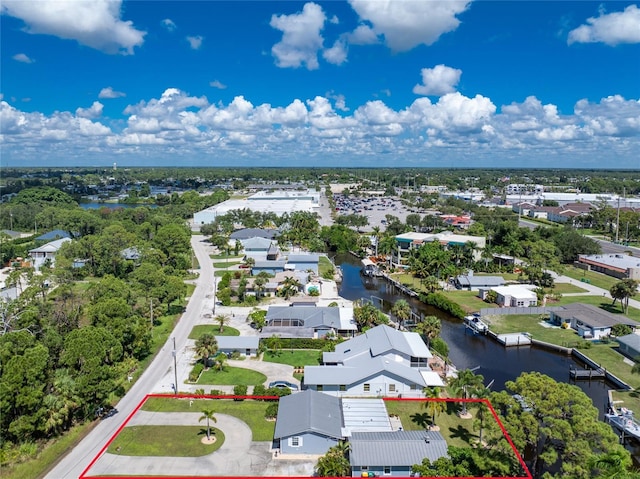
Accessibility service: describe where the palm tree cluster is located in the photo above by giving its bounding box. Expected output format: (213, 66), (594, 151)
(195, 333), (218, 369)
(315, 441), (351, 477)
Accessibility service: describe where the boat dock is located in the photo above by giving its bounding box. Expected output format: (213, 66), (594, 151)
(492, 332), (532, 347)
(570, 366), (606, 380)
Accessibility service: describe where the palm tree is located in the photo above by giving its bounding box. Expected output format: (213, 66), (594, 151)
(415, 316), (441, 347)
(421, 275), (440, 293)
(391, 299), (412, 328)
(353, 301), (379, 331)
(610, 279), (639, 314)
(195, 333), (218, 369)
(315, 441), (351, 477)
(371, 226), (381, 256)
(423, 387), (446, 429)
(214, 313), (230, 333)
(448, 369), (485, 417)
(279, 275), (301, 300)
(199, 408), (217, 441)
(471, 385), (491, 446)
(213, 352), (227, 371)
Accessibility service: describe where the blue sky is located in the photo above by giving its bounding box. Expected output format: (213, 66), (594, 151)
(1, 0), (639, 168)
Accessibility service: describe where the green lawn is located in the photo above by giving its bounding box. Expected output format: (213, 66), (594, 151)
(442, 290), (493, 313)
(213, 261), (243, 268)
(318, 255), (334, 278)
(211, 254), (244, 260)
(611, 390), (640, 414)
(142, 397), (276, 441)
(385, 400), (504, 450)
(562, 266), (620, 291)
(189, 325), (240, 340)
(553, 282), (589, 294)
(197, 366), (266, 386)
(263, 349), (322, 367)
(108, 426), (224, 456)
(574, 343), (638, 388)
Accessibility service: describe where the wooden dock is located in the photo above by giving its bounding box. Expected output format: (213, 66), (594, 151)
(570, 367), (606, 380)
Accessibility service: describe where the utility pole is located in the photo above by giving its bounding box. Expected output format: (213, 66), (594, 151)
(615, 196), (621, 243)
(150, 299), (154, 329)
(172, 337), (178, 395)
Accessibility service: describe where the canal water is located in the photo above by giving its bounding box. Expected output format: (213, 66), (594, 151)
(335, 254), (612, 416)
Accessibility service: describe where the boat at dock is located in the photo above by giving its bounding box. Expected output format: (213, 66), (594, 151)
(606, 407), (640, 440)
(464, 314), (488, 335)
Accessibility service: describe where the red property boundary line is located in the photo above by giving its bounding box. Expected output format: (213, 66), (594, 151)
(80, 394), (533, 479)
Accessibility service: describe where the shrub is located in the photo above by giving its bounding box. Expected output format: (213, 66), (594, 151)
(209, 389), (226, 396)
(265, 403), (279, 419)
(253, 384), (267, 397)
(419, 293), (465, 319)
(430, 337), (449, 358)
(233, 385), (248, 399)
(189, 363), (204, 382)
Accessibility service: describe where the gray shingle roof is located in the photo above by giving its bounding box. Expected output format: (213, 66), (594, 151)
(215, 336), (259, 350)
(554, 303), (637, 328)
(617, 333), (640, 350)
(274, 390), (343, 439)
(287, 253), (320, 263)
(230, 228), (279, 240)
(349, 430), (448, 466)
(456, 275), (505, 287)
(334, 324), (430, 359)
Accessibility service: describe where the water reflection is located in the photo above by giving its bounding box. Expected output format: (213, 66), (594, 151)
(335, 253), (612, 416)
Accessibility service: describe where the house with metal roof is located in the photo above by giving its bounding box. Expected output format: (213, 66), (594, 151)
(215, 336), (259, 358)
(252, 260), (287, 275)
(28, 237), (71, 271)
(349, 430), (448, 477)
(304, 325), (444, 396)
(35, 229), (71, 241)
(287, 253), (320, 274)
(274, 390), (344, 454)
(261, 305), (357, 339)
(550, 303), (638, 340)
(617, 333), (640, 360)
(454, 271), (505, 291)
(230, 228), (279, 241)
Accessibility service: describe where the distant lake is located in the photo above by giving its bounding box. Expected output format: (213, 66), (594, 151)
(80, 202), (157, 210)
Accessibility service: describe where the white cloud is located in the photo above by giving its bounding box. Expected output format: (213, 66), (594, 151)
(568, 5), (640, 46)
(99, 87), (125, 99)
(270, 2), (326, 70)
(187, 35), (204, 50)
(413, 65), (462, 96)
(348, 24), (379, 45)
(162, 18), (176, 31)
(348, 0), (472, 51)
(1, 0), (146, 54)
(76, 101), (104, 119)
(2, 89), (639, 168)
(13, 53), (34, 63)
(210, 80), (227, 90)
(323, 39), (348, 65)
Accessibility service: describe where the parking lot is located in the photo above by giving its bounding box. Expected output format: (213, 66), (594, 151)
(332, 193), (417, 232)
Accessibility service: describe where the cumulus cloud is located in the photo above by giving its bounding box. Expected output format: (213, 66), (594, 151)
(348, 24), (379, 45)
(13, 53), (34, 63)
(323, 39), (348, 65)
(186, 35), (203, 50)
(568, 4), (640, 46)
(76, 101), (104, 119)
(2, 88), (639, 167)
(270, 2), (326, 70)
(161, 18), (176, 31)
(1, 0), (146, 54)
(98, 87), (125, 99)
(413, 65), (462, 96)
(209, 80), (227, 90)
(348, 0), (472, 51)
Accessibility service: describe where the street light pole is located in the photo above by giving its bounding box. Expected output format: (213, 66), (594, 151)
(212, 277), (217, 314)
(172, 337), (178, 395)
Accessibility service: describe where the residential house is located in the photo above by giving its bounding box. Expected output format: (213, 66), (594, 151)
(439, 214), (472, 229)
(215, 336), (259, 358)
(287, 253), (320, 274)
(261, 305), (357, 339)
(35, 229), (71, 241)
(617, 333), (640, 360)
(550, 303), (638, 340)
(349, 430), (448, 478)
(242, 237), (280, 262)
(479, 285), (537, 307)
(454, 271), (505, 291)
(230, 228), (279, 241)
(304, 324), (444, 396)
(28, 237), (71, 271)
(252, 260), (287, 275)
(273, 390), (344, 455)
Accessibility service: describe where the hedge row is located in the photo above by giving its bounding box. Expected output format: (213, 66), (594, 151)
(262, 338), (334, 349)
(419, 292), (466, 319)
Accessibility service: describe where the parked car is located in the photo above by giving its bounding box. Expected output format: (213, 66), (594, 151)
(268, 380), (299, 391)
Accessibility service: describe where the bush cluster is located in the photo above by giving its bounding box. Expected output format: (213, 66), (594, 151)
(419, 292), (465, 319)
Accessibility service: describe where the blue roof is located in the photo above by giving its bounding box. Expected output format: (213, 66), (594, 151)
(36, 229), (71, 241)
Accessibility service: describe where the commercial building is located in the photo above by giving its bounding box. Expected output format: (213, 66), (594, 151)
(577, 254), (640, 280)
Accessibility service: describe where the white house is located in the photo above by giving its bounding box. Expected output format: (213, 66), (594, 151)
(550, 303), (638, 340)
(479, 285), (538, 307)
(215, 336), (259, 358)
(303, 324), (444, 397)
(28, 237), (71, 271)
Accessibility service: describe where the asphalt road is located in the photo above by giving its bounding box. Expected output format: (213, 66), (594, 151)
(44, 235), (214, 479)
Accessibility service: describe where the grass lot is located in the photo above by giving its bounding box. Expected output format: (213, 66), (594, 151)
(611, 390), (640, 414)
(211, 254), (244, 261)
(213, 261), (243, 268)
(263, 349), (321, 367)
(318, 255), (334, 278)
(189, 325), (240, 340)
(385, 400), (502, 449)
(485, 313), (640, 389)
(442, 290), (494, 313)
(553, 282), (589, 294)
(197, 366), (266, 386)
(142, 398), (275, 441)
(108, 426), (224, 456)
(562, 266), (619, 291)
